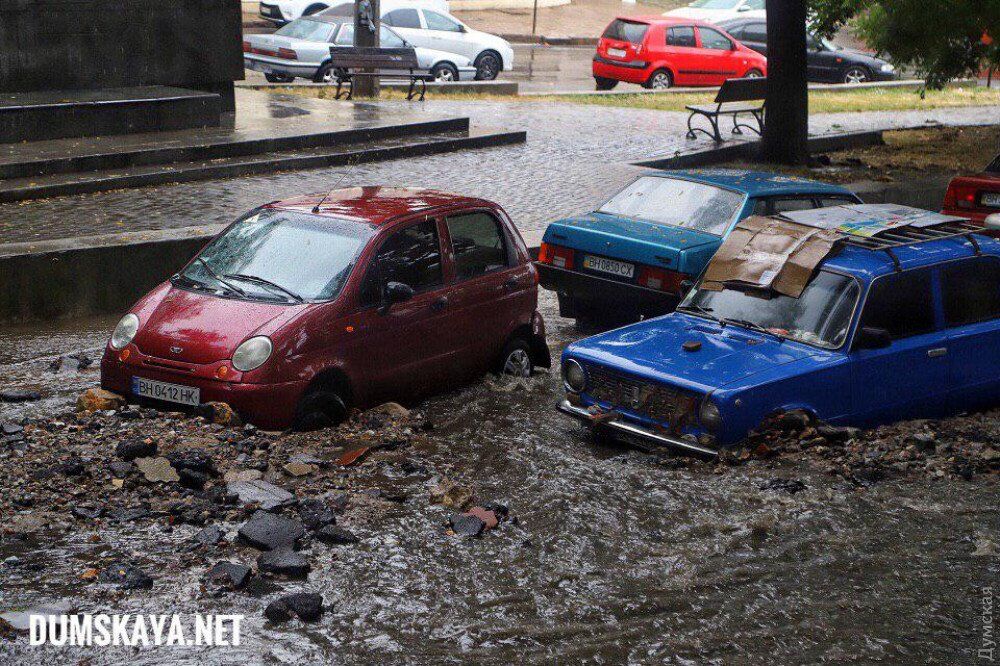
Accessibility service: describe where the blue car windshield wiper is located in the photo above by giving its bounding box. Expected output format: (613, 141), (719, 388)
(720, 317), (784, 342)
(677, 303), (719, 322)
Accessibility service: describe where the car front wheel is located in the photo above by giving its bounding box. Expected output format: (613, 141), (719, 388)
(745, 68), (764, 78)
(842, 66), (870, 84)
(645, 69), (673, 89)
(293, 386), (347, 431)
(474, 51), (502, 81)
(432, 63), (458, 82)
(495, 338), (534, 378)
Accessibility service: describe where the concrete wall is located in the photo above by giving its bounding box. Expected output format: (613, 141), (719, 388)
(0, 0), (244, 106)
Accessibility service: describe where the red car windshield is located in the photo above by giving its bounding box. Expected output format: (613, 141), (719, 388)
(598, 176), (745, 235)
(179, 209), (375, 303)
(602, 19), (648, 44)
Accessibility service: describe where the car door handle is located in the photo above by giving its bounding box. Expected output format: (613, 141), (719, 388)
(431, 296), (448, 311)
(927, 347), (948, 358)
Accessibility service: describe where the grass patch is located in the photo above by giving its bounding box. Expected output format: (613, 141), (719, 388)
(271, 83), (1000, 115)
(717, 125), (1000, 184)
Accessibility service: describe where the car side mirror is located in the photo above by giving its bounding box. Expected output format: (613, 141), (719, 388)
(379, 281), (414, 315)
(854, 326), (892, 350)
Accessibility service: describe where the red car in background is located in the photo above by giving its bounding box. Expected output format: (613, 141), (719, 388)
(593, 16), (766, 90)
(942, 154), (1000, 225)
(101, 188), (550, 430)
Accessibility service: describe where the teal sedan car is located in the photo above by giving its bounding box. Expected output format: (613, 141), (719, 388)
(536, 169), (861, 326)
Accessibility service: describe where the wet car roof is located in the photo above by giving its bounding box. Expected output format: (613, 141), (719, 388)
(658, 169), (854, 197)
(269, 187), (486, 225)
(819, 232), (1000, 281)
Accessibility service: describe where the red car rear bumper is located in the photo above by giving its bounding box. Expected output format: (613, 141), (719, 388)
(593, 56), (652, 84)
(100, 346), (307, 430)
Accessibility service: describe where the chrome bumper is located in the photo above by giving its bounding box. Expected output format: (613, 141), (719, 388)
(557, 399), (718, 457)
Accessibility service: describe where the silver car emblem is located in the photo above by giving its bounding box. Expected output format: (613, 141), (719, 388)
(170, 346), (183, 354)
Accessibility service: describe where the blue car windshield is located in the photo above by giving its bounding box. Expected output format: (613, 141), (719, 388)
(179, 209), (374, 303)
(598, 176), (745, 235)
(681, 270), (861, 349)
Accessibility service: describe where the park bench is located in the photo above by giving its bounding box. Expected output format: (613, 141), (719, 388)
(686, 77), (766, 143)
(327, 46), (426, 101)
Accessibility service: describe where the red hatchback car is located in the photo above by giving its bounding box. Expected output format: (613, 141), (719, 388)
(942, 153), (1000, 225)
(593, 16), (767, 90)
(101, 187), (550, 430)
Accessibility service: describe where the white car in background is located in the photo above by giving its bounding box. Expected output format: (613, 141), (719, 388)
(664, 0), (766, 24)
(244, 15), (476, 83)
(260, 0), (448, 25)
(321, 1), (513, 80)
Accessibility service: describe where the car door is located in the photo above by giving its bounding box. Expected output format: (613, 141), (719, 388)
(695, 26), (741, 85)
(441, 209), (534, 375)
(938, 256), (1000, 411)
(848, 267), (952, 426)
(347, 219), (456, 401)
(807, 35), (842, 82)
(419, 9), (474, 60)
(382, 7), (424, 46)
(739, 20), (768, 56)
(664, 26), (700, 86)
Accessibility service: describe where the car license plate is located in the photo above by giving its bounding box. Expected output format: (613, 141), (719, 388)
(132, 377), (200, 407)
(983, 192), (1000, 208)
(583, 255), (635, 278)
(607, 48), (627, 59)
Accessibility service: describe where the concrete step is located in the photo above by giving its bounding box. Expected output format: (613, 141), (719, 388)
(0, 128), (527, 203)
(0, 117), (470, 180)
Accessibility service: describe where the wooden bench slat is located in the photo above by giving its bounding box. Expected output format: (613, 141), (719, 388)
(686, 77), (766, 143)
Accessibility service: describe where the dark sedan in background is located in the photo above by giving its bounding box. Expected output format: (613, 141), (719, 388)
(717, 17), (896, 84)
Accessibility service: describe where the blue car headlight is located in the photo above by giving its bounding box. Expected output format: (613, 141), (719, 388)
(563, 359), (587, 393)
(699, 398), (722, 432)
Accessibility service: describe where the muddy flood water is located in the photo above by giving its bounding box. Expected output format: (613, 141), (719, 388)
(1, 293), (997, 665)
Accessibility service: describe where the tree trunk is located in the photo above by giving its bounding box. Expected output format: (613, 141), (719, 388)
(759, 0), (809, 164)
(353, 0), (380, 98)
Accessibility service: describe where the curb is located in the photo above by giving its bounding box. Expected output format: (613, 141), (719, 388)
(239, 80), (520, 95)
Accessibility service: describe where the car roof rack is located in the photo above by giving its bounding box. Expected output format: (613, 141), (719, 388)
(837, 220), (983, 272)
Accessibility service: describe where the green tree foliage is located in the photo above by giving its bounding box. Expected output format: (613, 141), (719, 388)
(810, 0), (1000, 88)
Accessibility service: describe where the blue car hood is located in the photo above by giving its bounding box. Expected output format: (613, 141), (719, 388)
(566, 314), (822, 394)
(542, 212), (721, 274)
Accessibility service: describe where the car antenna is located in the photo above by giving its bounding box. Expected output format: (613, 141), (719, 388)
(312, 155), (359, 214)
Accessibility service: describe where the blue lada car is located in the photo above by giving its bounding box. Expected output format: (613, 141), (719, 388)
(557, 218), (1000, 456)
(536, 170), (861, 326)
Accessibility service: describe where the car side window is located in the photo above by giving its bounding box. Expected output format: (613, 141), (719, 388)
(446, 212), (509, 280)
(817, 196), (856, 208)
(370, 221), (443, 298)
(379, 25), (405, 47)
(666, 26), (696, 48)
(858, 269), (937, 341)
(334, 23), (354, 45)
(940, 258), (1000, 327)
(743, 22), (767, 43)
(699, 27), (733, 51)
(385, 8), (420, 29)
(772, 197), (817, 213)
(424, 10), (462, 32)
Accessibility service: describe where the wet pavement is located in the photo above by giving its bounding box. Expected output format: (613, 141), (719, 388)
(1, 290), (997, 664)
(1, 98), (997, 246)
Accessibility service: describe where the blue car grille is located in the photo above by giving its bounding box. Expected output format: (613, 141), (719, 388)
(585, 364), (698, 426)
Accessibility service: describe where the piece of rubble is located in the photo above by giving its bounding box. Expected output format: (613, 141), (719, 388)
(315, 525), (359, 545)
(429, 479), (474, 510)
(283, 462), (317, 477)
(195, 402), (242, 427)
(448, 513), (485, 537)
(465, 506), (499, 530)
(76, 388), (124, 412)
(206, 562), (252, 590)
(1, 390), (43, 403)
(228, 479), (295, 511)
(337, 447), (369, 467)
(257, 548), (310, 578)
(281, 592), (324, 621)
(297, 499), (337, 531)
(135, 457), (180, 483)
(115, 438), (157, 461)
(371, 402), (410, 420)
(99, 562), (154, 589)
(193, 525), (225, 547)
(238, 511), (305, 551)
(224, 468), (264, 484)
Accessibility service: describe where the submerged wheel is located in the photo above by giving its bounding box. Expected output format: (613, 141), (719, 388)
(495, 338), (534, 377)
(745, 68), (764, 78)
(293, 387), (347, 431)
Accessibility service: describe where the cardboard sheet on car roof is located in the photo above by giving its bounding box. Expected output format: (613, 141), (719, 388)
(701, 215), (842, 298)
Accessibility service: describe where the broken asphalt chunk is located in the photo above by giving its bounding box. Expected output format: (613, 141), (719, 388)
(449, 513), (485, 537)
(99, 562), (154, 589)
(238, 510), (305, 551)
(206, 562), (252, 590)
(257, 548), (310, 578)
(115, 438), (157, 461)
(227, 479), (295, 511)
(135, 457), (180, 483)
(263, 593), (324, 623)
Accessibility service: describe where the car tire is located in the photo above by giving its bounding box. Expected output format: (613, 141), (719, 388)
(842, 66), (870, 84)
(313, 63), (336, 84)
(303, 3), (327, 16)
(293, 387), (347, 431)
(494, 338), (534, 378)
(644, 68), (673, 90)
(474, 50), (502, 81)
(264, 73), (294, 83)
(595, 76), (618, 91)
(432, 63), (459, 83)
(744, 68), (764, 78)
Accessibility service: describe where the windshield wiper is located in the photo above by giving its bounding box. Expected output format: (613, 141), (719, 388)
(196, 258), (247, 297)
(720, 317), (784, 342)
(224, 273), (305, 303)
(677, 303), (719, 322)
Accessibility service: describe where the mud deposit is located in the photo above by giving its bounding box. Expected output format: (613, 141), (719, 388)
(1, 296), (998, 664)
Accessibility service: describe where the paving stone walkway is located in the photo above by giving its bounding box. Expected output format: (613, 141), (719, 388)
(0, 100), (994, 246)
